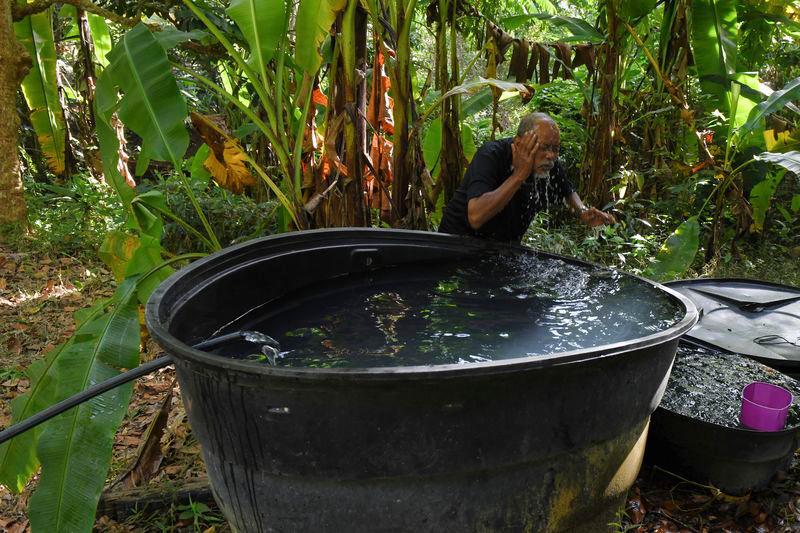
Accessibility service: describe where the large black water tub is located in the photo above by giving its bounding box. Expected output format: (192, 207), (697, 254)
(145, 229), (697, 532)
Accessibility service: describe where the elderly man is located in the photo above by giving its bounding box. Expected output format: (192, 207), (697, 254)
(438, 112), (615, 242)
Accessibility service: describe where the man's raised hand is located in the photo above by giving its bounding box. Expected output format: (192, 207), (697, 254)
(511, 131), (538, 182)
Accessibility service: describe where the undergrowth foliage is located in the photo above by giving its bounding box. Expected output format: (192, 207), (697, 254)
(3, 176), (123, 258)
(146, 173), (278, 255)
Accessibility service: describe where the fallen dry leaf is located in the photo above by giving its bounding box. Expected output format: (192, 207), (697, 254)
(119, 435), (141, 447)
(6, 518), (29, 533)
(627, 488), (647, 523)
(118, 385), (174, 489)
(164, 465), (183, 476)
(6, 337), (22, 355)
(41, 279), (55, 296)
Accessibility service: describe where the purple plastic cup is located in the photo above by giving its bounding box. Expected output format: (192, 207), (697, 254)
(740, 382), (793, 432)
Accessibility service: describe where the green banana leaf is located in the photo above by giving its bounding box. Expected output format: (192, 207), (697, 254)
(28, 278), (141, 533)
(226, 0), (286, 76)
(423, 118), (443, 176)
(618, 0), (658, 21)
(106, 23), (189, 169)
(749, 170), (785, 232)
(57, 5), (80, 40)
(100, 24), (219, 250)
(0, 342), (65, 492)
(754, 150), (800, 175)
(691, 0), (738, 111)
(94, 68), (135, 210)
(295, 0), (348, 73)
(658, 0), (679, 69)
(441, 77), (530, 100)
(190, 144), (213, 186)
(500, 13), (604, 43)
(646, 217), (700, 280)
(460, 88), (493, 119)
(730, 73), (762, 139)
(87, 13), (112, 67)
(152, 28), (209, 51)
(94, 64), (172, 293)
(0, 299), (110, 494)
(14, 9), (67, 175)
(423, 119), (477, 177)
(740, 76), (800, 138)
(99, 230), (140, 281)
(462, 124), (476, 162)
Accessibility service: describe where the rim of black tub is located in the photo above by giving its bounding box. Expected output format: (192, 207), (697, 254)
(145, 228), (699, 380)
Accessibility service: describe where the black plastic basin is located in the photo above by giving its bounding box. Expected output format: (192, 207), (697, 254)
(145, 229), (697, 532)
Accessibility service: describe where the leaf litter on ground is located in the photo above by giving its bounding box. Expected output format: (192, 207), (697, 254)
(3, 248), (800, 532)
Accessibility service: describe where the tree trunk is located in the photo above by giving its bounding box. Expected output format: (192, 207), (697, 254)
(0, 2), (31, 224)
(582, 0), (619, 206)
(390, 0), (413, 225)
(328, 3), (368, 227)
(440, 0), (463, 205)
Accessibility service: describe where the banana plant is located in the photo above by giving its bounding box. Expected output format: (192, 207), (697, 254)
(689, 0), (778, 136)
(14, 7), (68, 175)
(0, 24), (212, 532)
(179, 0), (334, 228)
(647, 75), (800, 279)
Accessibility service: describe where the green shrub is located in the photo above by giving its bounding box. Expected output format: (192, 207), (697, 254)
(143, 173), (279, 255)
(3, 175), (123, 257)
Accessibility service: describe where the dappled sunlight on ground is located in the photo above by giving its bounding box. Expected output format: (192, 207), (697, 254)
(0, 246), (117, 531)
(0, 247), (115, 371)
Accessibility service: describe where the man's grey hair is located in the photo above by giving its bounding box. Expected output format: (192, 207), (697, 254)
(516, 112), (557, 137)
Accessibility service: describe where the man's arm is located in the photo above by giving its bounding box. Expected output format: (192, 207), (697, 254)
(467, 171), (526, 229)
(566, 192), (616, 227)
(467, 132), (538, 230)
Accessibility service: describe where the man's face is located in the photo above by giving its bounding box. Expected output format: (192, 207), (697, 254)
(531, 122), (560, 175)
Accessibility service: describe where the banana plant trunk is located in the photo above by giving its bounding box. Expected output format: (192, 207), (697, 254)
(440, 0), (463, 204)
(0, 3), (30, 224)
(77, 9), (96, 129)
(331, 1), (368, 227)
(583, 0), (620, 206)
(391, 0), (412, 224)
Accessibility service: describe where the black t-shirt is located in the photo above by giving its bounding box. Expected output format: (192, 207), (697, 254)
(438, 137), (574, 242)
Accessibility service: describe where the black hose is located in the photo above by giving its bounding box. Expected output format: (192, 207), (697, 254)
(0, 330), (252, 446)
